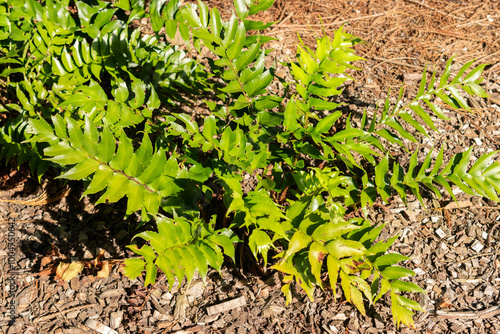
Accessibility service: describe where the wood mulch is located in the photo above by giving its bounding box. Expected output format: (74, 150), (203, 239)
(1, 0), (500, 333)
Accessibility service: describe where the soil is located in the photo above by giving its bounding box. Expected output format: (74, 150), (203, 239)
(1, 0), (500, 333)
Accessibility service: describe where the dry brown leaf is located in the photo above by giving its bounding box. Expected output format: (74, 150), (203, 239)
(38, 263), (57, 277)
(61, 262), (85, 281)
(40, 256), (53, 268)
(56, 262), (70, 280)
(97, 261), (110, 278)
(91, 249), (106, 267)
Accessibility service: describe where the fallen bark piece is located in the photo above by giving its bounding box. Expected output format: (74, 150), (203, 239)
(109, 311), (123, 329)
(84, 319), (118, 334)
(206, 296), (246, 315)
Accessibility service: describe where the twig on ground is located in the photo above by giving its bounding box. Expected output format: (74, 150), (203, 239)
(369, 56), (426, 71)
(433, 305), (500, 320)
(33, 304), (98, 323)
(274, 12), (294, 27)
(448, 251), (500, 267)
(486, 223), (500, 246)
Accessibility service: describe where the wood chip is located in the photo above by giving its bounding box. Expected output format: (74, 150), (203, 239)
(471, 240), (484, 252)
(262, 305), (285, 317)
(100, 288), (126, 299)
(173, 293), (188, 322)
(186, 281), (205, 303)
(84, 319), (118, 334)
(16, 285), (37, 313)
(435, 228), (447, 238)
(445, 200), (473, 210)
(109, 311), (123, 329)
(206, 296), (246, 315)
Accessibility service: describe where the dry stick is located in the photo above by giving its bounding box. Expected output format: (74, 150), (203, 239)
(418, 28), (485, 42)
(448, 250), (500, 267)
(53, 303), (68, 323)
(486, 223), (500, 246)
(276, 1), (287, 23)
(433, 305), (500, 320)
(273, 12), (294, 28)
(33, 304), (98, 323)
(369, 56), (426, 71)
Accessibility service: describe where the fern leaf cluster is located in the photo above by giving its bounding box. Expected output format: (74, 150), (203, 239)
(125, 215), (239, 287)
(375, 147), (500, 207)
(26, 115), (198, 218)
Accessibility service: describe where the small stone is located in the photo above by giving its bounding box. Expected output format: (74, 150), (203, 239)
(431, 216), (440, 223)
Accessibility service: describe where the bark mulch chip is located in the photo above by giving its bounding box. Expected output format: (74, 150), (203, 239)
(2, 0), (500, 333)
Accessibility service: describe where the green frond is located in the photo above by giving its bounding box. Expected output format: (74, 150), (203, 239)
(126, 215), (239, 287)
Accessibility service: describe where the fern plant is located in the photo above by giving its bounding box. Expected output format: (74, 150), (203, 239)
(1, 0), (497, 329)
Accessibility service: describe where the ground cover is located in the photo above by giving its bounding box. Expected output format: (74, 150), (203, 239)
(1, 0), (500, 333)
